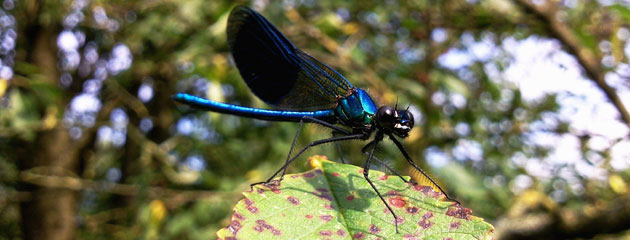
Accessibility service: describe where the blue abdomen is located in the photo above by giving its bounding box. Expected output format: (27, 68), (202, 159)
(174, 93), (336, 122)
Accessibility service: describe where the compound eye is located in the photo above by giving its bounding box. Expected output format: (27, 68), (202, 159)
(376, 106), (396, 129)
(399, 110), (414, 129)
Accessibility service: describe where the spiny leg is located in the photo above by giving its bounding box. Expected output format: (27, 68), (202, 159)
(301, 116), (351, 164)
(334, 130), (400, 171)
(303, 116), (351, 134)
(280, 118), (306, 179)
(275, 133), (364, 181)
(332, 131), (347, 164)
(389, 135), (460, 204)
(280, 116), (351, 178)
(251, 133), (366, 188)
(334, 131), (400, 169)
(360, 141), (407, 182)
(362, 132), (400, 233)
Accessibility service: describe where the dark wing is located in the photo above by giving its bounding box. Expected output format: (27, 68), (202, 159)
(227, 6), (353, 111)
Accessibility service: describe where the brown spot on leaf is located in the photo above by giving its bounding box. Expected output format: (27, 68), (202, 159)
(387, 190), (399, 196)
(319, 230), (332, 236)
(256, 220), (269, 228)
(388, 197), (406, 208)
(287, 196), (300, 205)
(229, 220), (241, 234)
(369, 224), (380, 234)
(305, 214), (313, 219)
(394, 216), (405, 224)
(233, 212), (245, 220)
(332, 172), (340, 177)
(290, 175), (299, 178)
(312, 191), (333, 201)
(316, 188), (329, 192)
(418, 219), (433, 229)
(379, 175), (389, 180)
(353, 232), (365, 239)
(320, 214), (333, 222)
(244, 198), (253, 206)
(269, 185), (281, 194)
(422, 211), (434, 219)
(324, 204), (334, 210)
(412, 184), (443, 198)
(446, 205), (472, 220)
(315, 169), (323, 175)
(254, 219), (282, 235)
(337, 230), (346, 236)
(442, 238), (453, 240)
(404, 234), (418, 240)
(302, 172), (315, 178)
(450, 221), (462, 229)
(246, 205), (258, 214)
(406, 206), (419, 214)
(346, 195), (355, 201)
(358, 169), (364, 174)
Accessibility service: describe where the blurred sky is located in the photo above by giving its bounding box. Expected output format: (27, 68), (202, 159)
(438, 32), (630, 187)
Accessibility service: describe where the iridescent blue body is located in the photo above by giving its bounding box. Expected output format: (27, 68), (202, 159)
(174, 88), (377, 129)
(334, 88), (378, 128)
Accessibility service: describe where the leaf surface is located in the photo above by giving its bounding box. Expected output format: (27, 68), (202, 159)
(217, 156), (494, 240)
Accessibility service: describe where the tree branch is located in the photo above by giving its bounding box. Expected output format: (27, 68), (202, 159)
(513, 0), (630, 128)
(18, 170), (227, 201)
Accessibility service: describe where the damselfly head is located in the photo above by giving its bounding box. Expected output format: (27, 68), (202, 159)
(375, 106), (414, 138)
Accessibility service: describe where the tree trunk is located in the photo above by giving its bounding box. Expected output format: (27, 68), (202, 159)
(15, 1), (81, 239)
(16, 128), (80, 240)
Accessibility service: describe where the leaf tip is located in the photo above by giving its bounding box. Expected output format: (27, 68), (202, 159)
(307, 154), (330, 169)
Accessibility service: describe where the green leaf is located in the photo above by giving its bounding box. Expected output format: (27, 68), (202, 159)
(443, 75), (470, 98)
(609, 4), (630, 21)
(217, 156), (494, 239)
